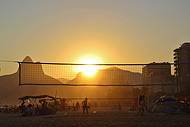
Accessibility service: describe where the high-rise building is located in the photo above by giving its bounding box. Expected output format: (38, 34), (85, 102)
(174, 43), (190, 95)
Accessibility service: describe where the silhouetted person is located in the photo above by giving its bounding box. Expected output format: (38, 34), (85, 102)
(35, 104), (40, 115)
(138, 94), (145, 115)
(82, 97), (89, 114)
(25, 104), (33, 116)
(20, 100), (25, 113)
(60, 99), (66, 111)
(118, 103), (122, 111)
(41, 101), (48, 115)
(76, 102), (80, 111)
(72, 103), (76, 111)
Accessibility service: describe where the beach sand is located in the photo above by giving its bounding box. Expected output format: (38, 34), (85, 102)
(0, 112), (189, 127)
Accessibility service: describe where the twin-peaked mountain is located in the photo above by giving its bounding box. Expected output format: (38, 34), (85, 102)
(0, 56), (66, 104)
(21, 56), (61, 84)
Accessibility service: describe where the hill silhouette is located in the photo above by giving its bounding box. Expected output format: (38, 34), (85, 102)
(70, 67), (142, 85)
(21, 56), (62, 84)
(67, 67), (142, 98)
(0, 56), (66, 104)
(0, 57), (142, 104)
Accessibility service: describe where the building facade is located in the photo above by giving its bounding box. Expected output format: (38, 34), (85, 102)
(142, 62), (173, 94)
(174, 43), (190, 95)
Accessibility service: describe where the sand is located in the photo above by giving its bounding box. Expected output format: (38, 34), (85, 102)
(0, 111), (190, 127)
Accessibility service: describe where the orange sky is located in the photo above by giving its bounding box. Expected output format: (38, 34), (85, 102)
(0, 0), (190, 75)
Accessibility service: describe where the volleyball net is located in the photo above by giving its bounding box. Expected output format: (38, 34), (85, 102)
(18, 62), (175, 87)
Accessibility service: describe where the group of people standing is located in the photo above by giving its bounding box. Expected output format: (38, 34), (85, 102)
(80, 95), (147, 115)
(72, 97), (90, 114)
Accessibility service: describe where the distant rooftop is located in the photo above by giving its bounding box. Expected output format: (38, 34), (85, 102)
(174, 42), (190, 52)
(148, 62), (170, 65)
(181, 42), (190, 48)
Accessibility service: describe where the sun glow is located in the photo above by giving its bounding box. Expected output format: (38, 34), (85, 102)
(76, 55), (102, 77)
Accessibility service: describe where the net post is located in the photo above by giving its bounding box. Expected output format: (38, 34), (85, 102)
(18, 62), (21, 86)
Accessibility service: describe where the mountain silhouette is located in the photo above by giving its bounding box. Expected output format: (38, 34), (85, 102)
(0, 57), (143, 104)
(58, 78), (70, 84)
(67, 67), (142, 98)
(0, 56), (64, 104)
(21, 56), (62, 84)
(70, 67), (142, 85)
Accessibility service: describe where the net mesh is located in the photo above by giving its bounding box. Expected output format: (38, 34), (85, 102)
(19, 62), (175, 87)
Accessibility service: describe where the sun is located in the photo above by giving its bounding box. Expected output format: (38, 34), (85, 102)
(79, 65), (98, 77)
(75, 55), (102, 77)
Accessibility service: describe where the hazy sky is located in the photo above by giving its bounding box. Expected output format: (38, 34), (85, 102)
(1, 0), (190, 64)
